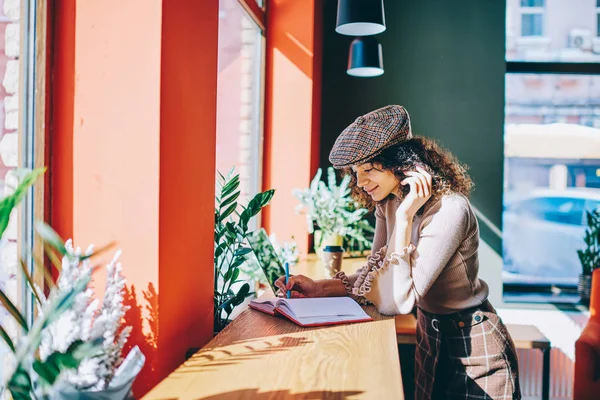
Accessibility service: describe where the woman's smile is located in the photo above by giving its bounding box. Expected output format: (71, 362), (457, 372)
(366, 185), (379, 195)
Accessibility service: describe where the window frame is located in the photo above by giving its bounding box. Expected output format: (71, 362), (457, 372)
(20, 0), (48, 324)
(237, 0), (266, 33)
(504, 2), (600, 305)
(519, 1), (544, 37)
(216, 0), (267, 224)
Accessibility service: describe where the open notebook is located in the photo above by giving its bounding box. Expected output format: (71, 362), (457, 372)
(249, 297), (373, 327)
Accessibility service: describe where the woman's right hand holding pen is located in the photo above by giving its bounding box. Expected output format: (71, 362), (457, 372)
(274, 274), (321, 298)
(274, 275), (348, 298)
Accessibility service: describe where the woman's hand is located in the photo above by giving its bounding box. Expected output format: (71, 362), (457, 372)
(396, 166), (432, 218)
(274, 274), (322, 298)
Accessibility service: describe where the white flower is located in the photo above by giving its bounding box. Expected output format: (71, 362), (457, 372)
(38, 243), (132, 390)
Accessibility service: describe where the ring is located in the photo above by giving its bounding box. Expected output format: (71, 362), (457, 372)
(431, 318), (440, 332)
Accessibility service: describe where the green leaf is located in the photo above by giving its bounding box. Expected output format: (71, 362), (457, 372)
(0, 168), (45, 239)
(79, 240), (118, 261)
(8, 367), (32, 400)
(33, 338), (103, 386)
(235, 247), (252, 257)
(219, 202), (238, 223)
(33, 358), (60, 386)
(231, 268), (240, 283)
(237, 282), (250, 299)
(259, 189), (275, 208)
(220, 191), (241, 210)
(233, 284), (252, 306)
(0, 324), (15, 352)
(230, 257), (245, 269)
(218, 295), (236, 310)
(223, 268), (233, 282)
(242, 189), (275, 224)
(36, 222), (67, 256)
(221, 176), (240, 199)
(215, 242), (228, 259)
(68, 337), (104, 360)
(0, 289), (28, 333)
(0, 197), (15, 241)
(19, 259), (41, 306)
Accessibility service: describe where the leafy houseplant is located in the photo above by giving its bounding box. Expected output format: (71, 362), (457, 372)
(38, 235), (145, 400)
(0, 169), (104, 399)
(577, 208), (600, 303)
(293, 167), (373, 256)
(214, 169), (274, 333)
(0, 168), (144, 399)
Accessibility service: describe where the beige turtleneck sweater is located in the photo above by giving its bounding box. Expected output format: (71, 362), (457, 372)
(334, 193), (489, 315)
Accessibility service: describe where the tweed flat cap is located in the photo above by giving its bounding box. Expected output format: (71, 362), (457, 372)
(329, 105), (412, 168)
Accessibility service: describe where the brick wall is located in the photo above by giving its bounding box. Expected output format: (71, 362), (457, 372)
(0, 0), (20, 379)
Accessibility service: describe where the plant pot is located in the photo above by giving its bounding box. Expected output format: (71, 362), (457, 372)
(578, 273), (593, 304)
(313, 230), (343, 259)
(51, 347), (145, 400)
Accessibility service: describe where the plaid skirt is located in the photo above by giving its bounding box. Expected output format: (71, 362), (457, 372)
(414, 300), (521, 400)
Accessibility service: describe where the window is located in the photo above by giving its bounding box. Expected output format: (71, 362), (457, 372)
(520, 0), (544, 37)
(216, 0), (264, 207)
(507, 0), (600, 62)
(521, 0), (544, 6)
(0, 0), (43, 375)
(504, 2), (600, 302)
(521, 13), (543, 37)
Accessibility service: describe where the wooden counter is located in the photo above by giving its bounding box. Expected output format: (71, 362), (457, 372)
(143, 255), (404, 399)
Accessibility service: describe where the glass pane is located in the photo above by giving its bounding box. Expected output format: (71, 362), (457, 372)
(521, 13), (543, 36)
(507, 0), (600, 62)
(503, 74), (600, 292)
(521, 0), (544, 7)
(216, 0), (263, 207)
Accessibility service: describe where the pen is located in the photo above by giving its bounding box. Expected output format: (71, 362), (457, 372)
(285, 261), (290, 299)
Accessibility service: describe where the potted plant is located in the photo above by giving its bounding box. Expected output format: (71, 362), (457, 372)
(37, 230), (145, 400)
(214, 169), (274, 333)
(293, 167), (373, 257)
(0, 169), (108, 399)
(577, 208), (600, 304)
(0, 168), (145, 399)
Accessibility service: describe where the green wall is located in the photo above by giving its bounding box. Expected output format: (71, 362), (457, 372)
(320, 0), (506, 250)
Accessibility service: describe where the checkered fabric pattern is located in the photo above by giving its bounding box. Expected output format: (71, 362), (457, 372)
(328, 105), (412, 168)
(415, 301), (522, 400)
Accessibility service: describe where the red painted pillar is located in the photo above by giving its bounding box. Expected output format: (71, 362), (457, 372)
(49, 0), (218, 396)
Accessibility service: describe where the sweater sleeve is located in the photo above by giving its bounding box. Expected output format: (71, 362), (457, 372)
(362, 196), (470, 315)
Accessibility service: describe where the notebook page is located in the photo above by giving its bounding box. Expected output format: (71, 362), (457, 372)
(280, 297), (368, 318)
(249, 297), (279, 313)
(293, 314), (370, 326)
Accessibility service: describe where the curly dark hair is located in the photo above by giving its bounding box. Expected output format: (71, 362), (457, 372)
(342, 136), (474, 214)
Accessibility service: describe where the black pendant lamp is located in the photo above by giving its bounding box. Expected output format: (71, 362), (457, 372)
(347, 36), (384, 77)
(336, 0), (386, 36)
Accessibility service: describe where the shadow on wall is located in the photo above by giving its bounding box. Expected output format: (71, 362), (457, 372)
(122, 283), (159, 397)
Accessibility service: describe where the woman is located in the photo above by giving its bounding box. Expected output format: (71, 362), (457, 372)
(275, 105), (521, 400)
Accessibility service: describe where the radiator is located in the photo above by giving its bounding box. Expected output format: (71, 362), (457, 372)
(517, 348), (574, 400)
